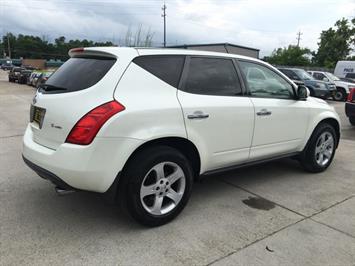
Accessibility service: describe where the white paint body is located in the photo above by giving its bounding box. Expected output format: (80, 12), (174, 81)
(22, 47), (340, 193)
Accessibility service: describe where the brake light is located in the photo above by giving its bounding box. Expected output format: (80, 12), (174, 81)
(347, 88), (355, 102)
(66, 101), (125, 145)
(69, 47), (84, 53)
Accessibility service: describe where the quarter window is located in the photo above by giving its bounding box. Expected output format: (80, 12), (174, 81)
(184, 57), (242, 96)
(133, 55), (185, 88)
(240, 61), (294, 99)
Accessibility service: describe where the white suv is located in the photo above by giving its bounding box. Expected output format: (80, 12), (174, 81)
(23, 47), (340, 226)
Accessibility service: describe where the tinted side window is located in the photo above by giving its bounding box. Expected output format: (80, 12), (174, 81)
(133, 55), (185, 88)
(184, 57), (242, 96)
(45, 57), (116, 93)
(240, 61), (294, 99)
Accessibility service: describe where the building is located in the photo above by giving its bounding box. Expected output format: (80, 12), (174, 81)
(22, 59), (46, 69)
(167, 43), (260, 58)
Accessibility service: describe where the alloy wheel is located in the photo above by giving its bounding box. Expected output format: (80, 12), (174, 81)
(315, 132), (334, 166)
(140, 162), (186, 216)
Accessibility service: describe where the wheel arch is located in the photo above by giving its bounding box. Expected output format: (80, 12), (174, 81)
(320, 118), (340, 147)
(303, 115), (340, 151)
(122, 137), (201, 179)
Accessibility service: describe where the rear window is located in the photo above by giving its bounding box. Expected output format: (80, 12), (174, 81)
(279, 69), (300, 80)
(133, 55), (185, 88)
(43, 57), (116, 93)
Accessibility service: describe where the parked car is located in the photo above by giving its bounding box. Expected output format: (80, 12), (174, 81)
(345, 88), (355, 125)
(308, 70), (355, 101)
(340, 77), (355, 83)
(27, 72), (39, 86)
(30, 72), (43, 87)
(18, 69), (33, 84)
(23, 47), (341, 226)
(334, 60), (355, 79)
(35, 71), (53, 87)
(2, 63), (15, 71)
(278, 68), (334, 99)
(8, 67), (24, 82)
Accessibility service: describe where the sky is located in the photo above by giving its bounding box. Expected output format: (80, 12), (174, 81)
(0, 0), (354, 57)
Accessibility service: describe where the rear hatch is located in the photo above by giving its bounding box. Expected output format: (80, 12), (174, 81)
(30, 47), (137, 150)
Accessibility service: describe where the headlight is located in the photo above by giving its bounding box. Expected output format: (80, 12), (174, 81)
(315, 82), (325, 89)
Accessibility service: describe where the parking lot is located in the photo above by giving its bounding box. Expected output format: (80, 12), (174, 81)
(0, 69), (355, 265)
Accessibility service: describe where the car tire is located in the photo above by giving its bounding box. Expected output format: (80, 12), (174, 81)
(299, 123), (337, 173)
(350, 117), (355, 126)
(119, 146), (194, 227)
(333, 88), (346, 101)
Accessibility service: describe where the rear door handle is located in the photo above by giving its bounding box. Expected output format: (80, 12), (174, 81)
(256, 109), (272, 116)
(187, 111), (209, 119)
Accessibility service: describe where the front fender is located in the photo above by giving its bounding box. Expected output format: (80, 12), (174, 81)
(301, 109), (340, 151)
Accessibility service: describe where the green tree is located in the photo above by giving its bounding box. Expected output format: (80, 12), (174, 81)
(264, 45), (311, 66)
(314, 18), (355, 68)
(1, 26), (154, 61)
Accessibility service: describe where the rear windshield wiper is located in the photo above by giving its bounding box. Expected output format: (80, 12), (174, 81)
(39, 84), (67, 92)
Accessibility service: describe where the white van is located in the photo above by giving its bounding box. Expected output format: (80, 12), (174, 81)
(334, 61), (355, 80)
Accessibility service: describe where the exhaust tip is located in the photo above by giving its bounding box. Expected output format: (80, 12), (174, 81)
(55, 186), (75, 196)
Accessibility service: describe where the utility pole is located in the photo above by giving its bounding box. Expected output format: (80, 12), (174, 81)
(162, 2), (167, 47)
(7, 33), (11, 58)
(296, 31), (303, 47)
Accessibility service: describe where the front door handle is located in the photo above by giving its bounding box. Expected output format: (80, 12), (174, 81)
(187, 111), (209, 120)
(256, 109), (272, 116)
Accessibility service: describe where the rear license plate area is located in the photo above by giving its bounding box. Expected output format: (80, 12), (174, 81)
(30, 105), (46, 129)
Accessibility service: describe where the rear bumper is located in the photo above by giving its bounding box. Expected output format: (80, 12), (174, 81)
(22, 124), (143, 193)
(345, 102), (355, 117)
(23, 156), (74, 190)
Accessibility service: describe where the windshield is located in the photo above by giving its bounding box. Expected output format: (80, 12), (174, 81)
(293, 69), (315, 80)
(325, 72), (340, 81)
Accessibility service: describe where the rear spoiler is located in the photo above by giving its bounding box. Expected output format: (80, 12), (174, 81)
(68, 47), (117, 59)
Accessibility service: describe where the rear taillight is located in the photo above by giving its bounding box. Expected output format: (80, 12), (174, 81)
(347, 88), (355, 102)
(66, 101), (125, 145)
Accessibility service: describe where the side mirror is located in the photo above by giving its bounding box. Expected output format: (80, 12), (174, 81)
(323, 77), (329, 82)
(297, 85), (309, 100)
